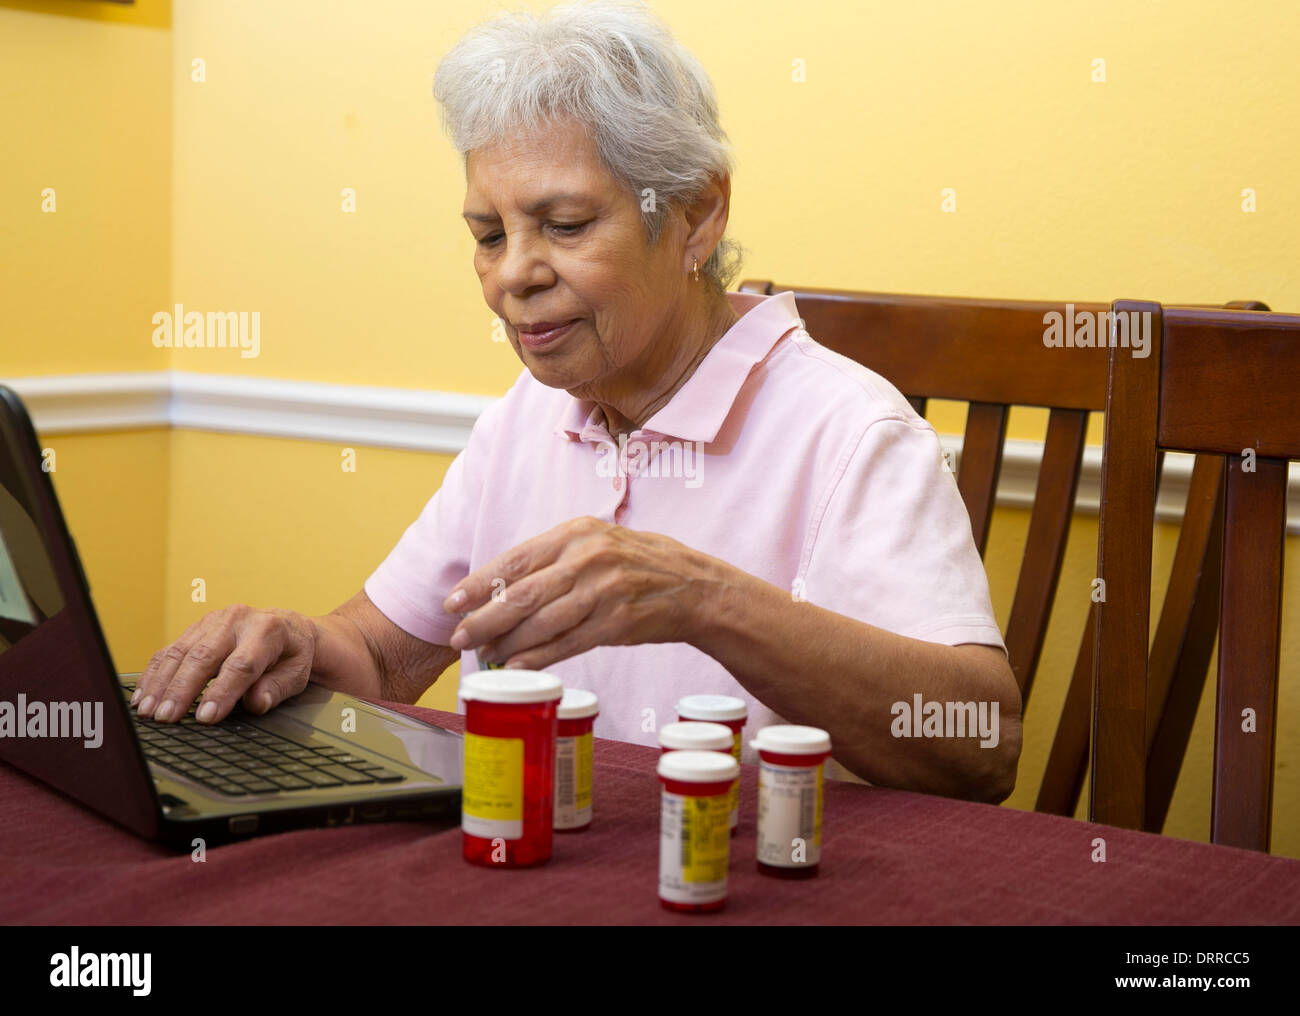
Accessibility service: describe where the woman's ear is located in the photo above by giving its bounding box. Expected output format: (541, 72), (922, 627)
(682, 173), (731, 264)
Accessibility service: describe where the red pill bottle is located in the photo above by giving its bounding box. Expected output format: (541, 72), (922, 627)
(657, 750), (739, 913)
(658, 721), (738, 834)
(752, 725), (831, 879)
(554, 688), (599, 832)
(459, 670), (563, 868)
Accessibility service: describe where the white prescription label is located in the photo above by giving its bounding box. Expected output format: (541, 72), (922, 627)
(553, 732), (593, 829)
(756, 760), (823, 867)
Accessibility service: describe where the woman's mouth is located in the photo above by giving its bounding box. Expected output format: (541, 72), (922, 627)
(516, 319), (579, 349)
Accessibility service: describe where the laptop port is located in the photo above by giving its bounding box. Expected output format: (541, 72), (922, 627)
(228, 815), (259, 835)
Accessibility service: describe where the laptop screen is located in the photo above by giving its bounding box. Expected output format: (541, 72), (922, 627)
(0, 433), (64, 654)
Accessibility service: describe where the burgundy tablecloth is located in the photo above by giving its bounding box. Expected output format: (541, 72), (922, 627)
(1, 702), (1297, 925)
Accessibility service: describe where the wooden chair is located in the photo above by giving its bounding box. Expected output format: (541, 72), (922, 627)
(738, 280), (1265, 823)
(1092, 301), (1297, 851)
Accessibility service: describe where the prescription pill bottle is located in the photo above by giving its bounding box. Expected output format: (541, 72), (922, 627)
(554, 688), (599, 832)
(658, 721), (739, 834)
(657, 750), (740, 913)
(459, 670), (562, 868)
(752, 725), (831, 879)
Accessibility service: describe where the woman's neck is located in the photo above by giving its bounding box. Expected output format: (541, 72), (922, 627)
(595, 293), (740, 439)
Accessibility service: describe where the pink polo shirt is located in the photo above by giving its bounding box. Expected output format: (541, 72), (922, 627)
(364, 289), (1005, 769)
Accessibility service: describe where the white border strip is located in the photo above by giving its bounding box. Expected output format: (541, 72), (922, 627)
(3, 371), (1298, 532)
(2, 371), (497, 455)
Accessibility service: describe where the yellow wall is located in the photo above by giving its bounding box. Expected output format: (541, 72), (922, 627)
(2, 0), (1296, 857)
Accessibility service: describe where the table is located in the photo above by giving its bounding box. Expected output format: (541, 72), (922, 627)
(2, 702), (1298, 924)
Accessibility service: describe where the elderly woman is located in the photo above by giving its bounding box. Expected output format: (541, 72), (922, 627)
(133, 0), (1021, 803)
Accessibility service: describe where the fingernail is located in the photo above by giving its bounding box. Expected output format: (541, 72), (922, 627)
(445, 589), (466, 610)
(196, 701), (217, 723)
(138, 695), (155, 715)
(154, 700), (175, 722)
(259, 692), (273, 712)
(449, 629), (469, 650)
(130, 688), (141, 706)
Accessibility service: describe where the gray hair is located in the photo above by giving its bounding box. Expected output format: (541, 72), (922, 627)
(432, 0), (743, 293)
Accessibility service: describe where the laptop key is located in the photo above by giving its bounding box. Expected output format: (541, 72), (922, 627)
(240, 780), (278, 793)
(267, 774), (313, 790)
(320, 765), (374, 785)
(361, 768), (404, 783)
(212, 782), (250, 796)
(299, 770), (345, 787)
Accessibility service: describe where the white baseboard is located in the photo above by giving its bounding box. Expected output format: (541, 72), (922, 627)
(3, 371), (1297, 532)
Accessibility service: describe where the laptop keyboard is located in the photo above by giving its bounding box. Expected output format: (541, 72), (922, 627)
(121, 683), (406, 796)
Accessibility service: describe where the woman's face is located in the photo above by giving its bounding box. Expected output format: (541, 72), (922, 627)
(463, 117), (693, 399)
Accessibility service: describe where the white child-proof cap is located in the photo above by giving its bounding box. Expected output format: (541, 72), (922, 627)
(459, 670), (563, 704)
(658, 721), (734, 751)
(751, 725), (832, 755)
(557, 688), (599, 719)
(676, 694), (747, 722)
(657, 749), (740, 784)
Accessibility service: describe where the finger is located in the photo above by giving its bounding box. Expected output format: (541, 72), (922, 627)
(134, 618), (204, 709)
(148, 620), (239, 723)
(495, 616), (605, 673)
(443, 516), (599, 614)
(193, 613), (295, 723)
(479, 573), (593, 664)
(453, 561), (575, 651)
(241, 653), (312, 716)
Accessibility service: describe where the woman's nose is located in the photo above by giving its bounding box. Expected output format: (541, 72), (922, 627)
(494, 230), (552, 294)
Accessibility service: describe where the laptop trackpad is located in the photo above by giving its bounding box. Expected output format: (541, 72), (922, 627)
(264, 684), (462, 783)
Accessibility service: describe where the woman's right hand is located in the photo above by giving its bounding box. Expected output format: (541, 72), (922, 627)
(133, 605), (318, 725)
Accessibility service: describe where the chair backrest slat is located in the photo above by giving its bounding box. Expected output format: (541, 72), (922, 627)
(1212, 456), (1287, 850)
(1091, 300), (1163, 832)
(1036, 603), (1095, 814)
(1004, 408), (1088, 703)
(956, 402), (1009, 556)
(1143, 453), (1225, 831)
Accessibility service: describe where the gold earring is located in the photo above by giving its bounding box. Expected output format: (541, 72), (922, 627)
(691, 256), (699, 282)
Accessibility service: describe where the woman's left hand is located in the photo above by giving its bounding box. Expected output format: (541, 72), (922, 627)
(443, 516), (722, 671)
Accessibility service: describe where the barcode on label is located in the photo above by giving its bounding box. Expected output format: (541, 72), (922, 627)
(556, 751), (575, 809)
(681, 800), (694, 869)
(799, 783), (815, 837)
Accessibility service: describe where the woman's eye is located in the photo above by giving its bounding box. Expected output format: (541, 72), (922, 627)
(476, 222), (587, 248)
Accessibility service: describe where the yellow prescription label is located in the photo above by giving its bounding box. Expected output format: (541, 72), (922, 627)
(660, 790), (731, 904)
(462, 732), (524, 839)
(575, 731), (593, 810)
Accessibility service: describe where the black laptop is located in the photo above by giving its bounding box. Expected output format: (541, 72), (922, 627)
(0, 384), (462, 849)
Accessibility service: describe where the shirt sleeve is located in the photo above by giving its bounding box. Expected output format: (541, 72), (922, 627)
(362, 397), (502, 645)
(798, 414), (1006, 651)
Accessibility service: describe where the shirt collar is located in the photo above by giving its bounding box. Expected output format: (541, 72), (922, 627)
(551, 290), (803, 444)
